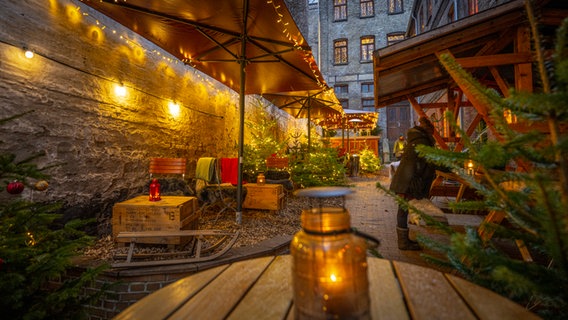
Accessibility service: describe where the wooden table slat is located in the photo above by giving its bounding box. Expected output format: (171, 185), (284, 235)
(170, 256), (274, 320)
(368, 259), (410, 320)
(114, 264), (229, 320)
(115, 256), (542, 319)
(228, 255), (293, 319)
(393, 261), (476, 320)
(446, 274), (541, 320)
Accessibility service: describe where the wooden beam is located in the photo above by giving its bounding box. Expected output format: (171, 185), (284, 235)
(454, 114), (483, 152)
(454, 53), (532, 68)
(489, 66), (511, 97)
(515, 26), (533, 93)
(435, 50), (502, 142)
(408, 96), (449, 150)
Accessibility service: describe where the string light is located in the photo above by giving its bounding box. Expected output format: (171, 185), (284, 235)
(24, 49), (34, 59)
(114, 83), (127, 97)
(168, 101), (181, 118)
(266, 0), (326, 89)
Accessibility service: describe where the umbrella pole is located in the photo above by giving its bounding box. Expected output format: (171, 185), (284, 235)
(236, 2), (249, 225)
(236, 62), (244, 225)
(307, 98), (311, 152)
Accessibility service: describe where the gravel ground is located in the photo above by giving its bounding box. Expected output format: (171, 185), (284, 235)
(82, 191), (344, 263)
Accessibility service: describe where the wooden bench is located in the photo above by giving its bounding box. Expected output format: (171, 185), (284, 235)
(265, 156), (293, 195)
(149, 157), (187, 178)
(266, 156), (289, 170)
(113, 230), (239, 268)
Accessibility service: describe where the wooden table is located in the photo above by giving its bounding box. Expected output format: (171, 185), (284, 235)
(243, 183), (284, 211)
(114, 255), (540, 320)
(112, 196), (198, 245)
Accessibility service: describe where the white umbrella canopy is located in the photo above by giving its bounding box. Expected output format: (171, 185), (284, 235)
(80, 0), (328, 223)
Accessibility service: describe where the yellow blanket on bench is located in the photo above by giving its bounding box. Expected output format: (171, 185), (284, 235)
(196, 157), (217, 183)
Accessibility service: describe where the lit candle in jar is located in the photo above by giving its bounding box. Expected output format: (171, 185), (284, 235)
(291, 187), (372, 320)
(466, 160), (475, 175)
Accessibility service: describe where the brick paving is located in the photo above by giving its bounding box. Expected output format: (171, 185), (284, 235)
(344, 170), (483, 270)
(344, 174), (434, 268)
(213, 168), (484, 273)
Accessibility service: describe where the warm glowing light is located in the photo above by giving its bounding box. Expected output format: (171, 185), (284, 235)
(114, 84), (127, 97)
(465, 159), (475, 175)
(26, 232), (36, 246)
(168, 101), (181, 117)
(330, 274), (338, 282)
(24, 50), (34, 59)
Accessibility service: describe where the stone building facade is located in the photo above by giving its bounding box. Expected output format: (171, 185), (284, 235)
(306, 0), (415, 159)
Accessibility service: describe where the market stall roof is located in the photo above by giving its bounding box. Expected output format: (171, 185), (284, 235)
(315, 109), (378, 130)
(373, 0), (568, 109)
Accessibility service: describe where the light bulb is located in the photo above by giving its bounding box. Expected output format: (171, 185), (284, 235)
(24, 50), (34, 59)
(168, 102), (181, 118)
(114, 84), (127, 97)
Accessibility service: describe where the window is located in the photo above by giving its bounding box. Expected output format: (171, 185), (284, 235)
(334, 0), (347, 21)
(419, 7), (425, 32)
(388, 0), (403, 14)
(468, 0), (479, 15)
(334, 39), (348, 64)
(447, 3), (455, 23)
(360, 36), (374, 62)
(360, 0), (374, 17)
(362, 98), (374, 111)
(339, 99), (349, 109)
(361, 82), (373, 94)
(334, 84), (349, 94)
(308, 0), (319, 4)
(387, 32), (405, 45)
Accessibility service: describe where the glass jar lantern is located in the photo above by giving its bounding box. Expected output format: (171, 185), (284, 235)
(465, 159), (475, 176)
(291, 187), (371, 320)
(149, 178), (161, 201)
(257, 172), (266, 185)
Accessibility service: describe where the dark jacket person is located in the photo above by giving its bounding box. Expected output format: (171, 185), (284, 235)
(389, 116), (437, 250)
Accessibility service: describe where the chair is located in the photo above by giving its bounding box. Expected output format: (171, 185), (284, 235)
(195, 157), (239, 221)
(265, 156), (294, 195)
(149, 158), (187, 178)
(148, 158), (192, 196)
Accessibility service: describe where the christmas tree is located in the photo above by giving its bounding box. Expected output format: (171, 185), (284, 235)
(412, 12), (568, 319)
(0, 112), (108, 319)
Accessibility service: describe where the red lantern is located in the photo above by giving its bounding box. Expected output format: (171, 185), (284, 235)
(7, 180), (25, 194)
(149, 178), (161, 201)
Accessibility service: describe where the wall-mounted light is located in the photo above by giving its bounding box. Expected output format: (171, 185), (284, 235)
(24, 48), (34, 59)
(168, 101), (181, 118)
(114, 83), (127, 97)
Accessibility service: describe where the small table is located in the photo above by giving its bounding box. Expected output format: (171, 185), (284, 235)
(114, 255), (540, 319)
(112, 195), (198, 245)
(243, 183), (284, 211)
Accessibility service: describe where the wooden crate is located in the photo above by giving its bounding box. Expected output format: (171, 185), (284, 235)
(112, 196), (198, 245)
(243, 183), (284, 211)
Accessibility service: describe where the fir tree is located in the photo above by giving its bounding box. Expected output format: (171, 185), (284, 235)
(398, 12), (568, 319)
(0, 112), (108, 319)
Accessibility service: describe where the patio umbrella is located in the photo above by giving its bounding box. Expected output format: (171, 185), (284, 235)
(80, 0), (327, 223)
(261, 88), (343, 148)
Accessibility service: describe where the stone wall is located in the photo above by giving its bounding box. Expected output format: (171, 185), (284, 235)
(0, 0), (302, 230)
